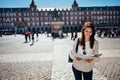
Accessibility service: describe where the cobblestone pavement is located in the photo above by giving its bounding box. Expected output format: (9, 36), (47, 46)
(0, 35), (53, 80)
(0, 61), (52, 80)
(0, 34), (120, 80)
(95, 57), (120, 80)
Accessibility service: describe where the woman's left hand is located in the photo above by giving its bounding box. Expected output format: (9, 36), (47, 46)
(85, 59), (94, 63)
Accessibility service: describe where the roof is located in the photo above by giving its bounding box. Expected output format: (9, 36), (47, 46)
(0, 8), (30, 12)
(78, 6), (120, 10)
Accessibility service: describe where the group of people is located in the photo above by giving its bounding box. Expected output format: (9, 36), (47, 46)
(71, 31), (78, 41)
(24, 31), (39, 44)
(97, 29), (120, 38)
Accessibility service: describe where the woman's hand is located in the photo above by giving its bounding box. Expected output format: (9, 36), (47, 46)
(75, 57), (82, 61)
(85, 59), (94, 63)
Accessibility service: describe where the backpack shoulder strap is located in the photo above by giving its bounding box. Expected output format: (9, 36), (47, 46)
(75, 38), (79, 53)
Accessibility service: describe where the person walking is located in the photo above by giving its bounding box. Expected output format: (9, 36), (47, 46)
(73, 31), (78, 40)
(70, 21), (100, 80)
(31, 32), (35, 44)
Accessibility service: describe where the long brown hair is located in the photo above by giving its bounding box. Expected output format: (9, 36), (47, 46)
(79, 22), (96, 50)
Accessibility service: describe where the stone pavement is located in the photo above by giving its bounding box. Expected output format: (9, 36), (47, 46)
(0, 33), (120, 80)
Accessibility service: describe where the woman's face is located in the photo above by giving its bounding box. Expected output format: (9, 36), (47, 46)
(84, 27), (92, 39)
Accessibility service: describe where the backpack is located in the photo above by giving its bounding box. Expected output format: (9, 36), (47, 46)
(68, 38), (79, 63)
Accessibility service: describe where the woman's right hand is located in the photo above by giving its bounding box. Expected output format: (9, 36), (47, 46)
(75, 57), (82, 61)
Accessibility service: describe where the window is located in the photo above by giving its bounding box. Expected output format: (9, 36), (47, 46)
(117, 11), (119, 14)
(24, 13), (27, 16)
(86, 16), (89, 20)
(32, 22), (35, 26)
(79, 12), (81, 15)
(11, 23), (14, 26)
(91, 11), (93, 15)
(2, 13), (5, 17)
(75, 21), (77, 24)
(79, 21), (81, 24)
(27, 18), (30, 21)
(32, 8), (34, 11)
(66, 17), (69, 20)
(86, 11), (89, 15)
(70, 12), (73, 15)
(18, 18), (22, 21)
(110, 11), (112, 14)
(82, 12), (84, 15)
(6, 13), (9, 17)
(36, 18), (39, 21)
(79, 16), (81, 20)
(27, 23), (30, 26)
(75, 16), (77, 20)
(37, 22), (39, 26)
(81, 16), (84, 20)
(11, 18), (13, 22)
(44, 12), (48, 16)
(32, 17), (35, 21)
(27, 13), (29, 16)
(62, 17), (64, 20)
(10, 13), (13, 17)
(40, 12), (43, 16)
(32, 13), (34, 16)
(49, 17), (52, 21)
(41, 22), (43, 25)
(66, 12), (69, 15)
(62, 12), (64, 16)
(66, 21), (69, 25)
(45, 17), (48, 21)
(14, 18), (16, 21)
(107, 11), (109, 15)
(74, 11), (77, 15)
(110, 16), (112, 19)
(70, 16), (73, 20)
(18, 13), (21, 16)
(40, 17), (43, 21)
(36, 12), (39, 16)
(13, 13), (16, 16)
(24, 18), (27, 21)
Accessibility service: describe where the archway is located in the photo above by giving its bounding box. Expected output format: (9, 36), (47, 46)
(17, 23), (25, 34)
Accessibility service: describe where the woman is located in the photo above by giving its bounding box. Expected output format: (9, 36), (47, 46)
(70, 21), (100, 80)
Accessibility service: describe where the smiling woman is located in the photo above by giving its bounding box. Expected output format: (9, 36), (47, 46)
(70, 21), (100, 80)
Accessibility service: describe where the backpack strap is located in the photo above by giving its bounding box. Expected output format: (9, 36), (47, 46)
(75, 38), (79, 53)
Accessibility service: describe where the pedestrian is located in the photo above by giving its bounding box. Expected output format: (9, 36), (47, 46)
(36, 32), (39, 41)
(0, 31), (2, 38)
(25, 32), (28, 43)
(71, 31), (73, 40)
(31, 32), (35, 44)
(73, 31), (78, 40)
(70, 21), (100, 80)
(27, 31), (31, 42)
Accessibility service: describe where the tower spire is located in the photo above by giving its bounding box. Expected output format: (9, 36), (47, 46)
(31, 0), (35, 5)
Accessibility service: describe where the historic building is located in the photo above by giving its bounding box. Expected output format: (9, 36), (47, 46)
(0, 0), (120, 34)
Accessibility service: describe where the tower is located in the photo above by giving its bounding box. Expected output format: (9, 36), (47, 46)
(72, 0), (78, 10)
(30, 0), (37, 11)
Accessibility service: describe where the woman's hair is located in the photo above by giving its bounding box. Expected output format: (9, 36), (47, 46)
(79, 21), (96, 50)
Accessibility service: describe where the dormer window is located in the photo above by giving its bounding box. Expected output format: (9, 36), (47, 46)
(32, 7), (34, 11)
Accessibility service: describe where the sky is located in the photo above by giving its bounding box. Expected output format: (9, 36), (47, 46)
(0, 0), (120, 9)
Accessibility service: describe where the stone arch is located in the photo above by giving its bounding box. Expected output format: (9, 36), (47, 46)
(17, 22), (25, 34)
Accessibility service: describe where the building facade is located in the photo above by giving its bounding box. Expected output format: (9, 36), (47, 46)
(0, 0), (120, 34)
